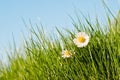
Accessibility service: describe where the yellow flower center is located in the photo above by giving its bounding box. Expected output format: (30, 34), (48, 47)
(77, 36), (86, 43)
(65, 51), (70, 56)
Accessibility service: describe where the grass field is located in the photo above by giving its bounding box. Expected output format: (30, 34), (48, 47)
(0, 6), (120, 80)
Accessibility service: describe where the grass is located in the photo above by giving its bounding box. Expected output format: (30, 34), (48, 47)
(0, 8), (120, 80)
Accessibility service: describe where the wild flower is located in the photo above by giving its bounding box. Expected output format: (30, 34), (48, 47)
(62, 50), (72, 58)
(73, 32), (90, 47)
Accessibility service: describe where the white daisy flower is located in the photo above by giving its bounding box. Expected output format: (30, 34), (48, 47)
(62, 50), (72, 58)
(73, 32), (90, 48)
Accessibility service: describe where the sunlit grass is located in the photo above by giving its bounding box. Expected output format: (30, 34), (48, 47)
(0, 7), (120, 80)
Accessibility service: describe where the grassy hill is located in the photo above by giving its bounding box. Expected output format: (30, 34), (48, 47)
(0, 10), (120, 80)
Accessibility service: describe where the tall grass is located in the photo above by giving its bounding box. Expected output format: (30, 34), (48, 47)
(0, 9), (120, 80)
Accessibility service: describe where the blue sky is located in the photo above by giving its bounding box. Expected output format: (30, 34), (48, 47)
(0, 0), (120, 63)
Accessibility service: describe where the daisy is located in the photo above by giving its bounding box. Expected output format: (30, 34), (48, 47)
(73, 32), (90, 47)
(62, 50), (72, 58)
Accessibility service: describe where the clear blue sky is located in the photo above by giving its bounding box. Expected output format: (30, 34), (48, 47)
(0, 0), (119, 63)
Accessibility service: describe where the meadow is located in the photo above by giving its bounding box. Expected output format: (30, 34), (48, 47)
(0, 5), (120, 80)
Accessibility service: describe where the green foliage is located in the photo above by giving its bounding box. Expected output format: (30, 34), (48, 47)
(0, 11), (120, 80)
